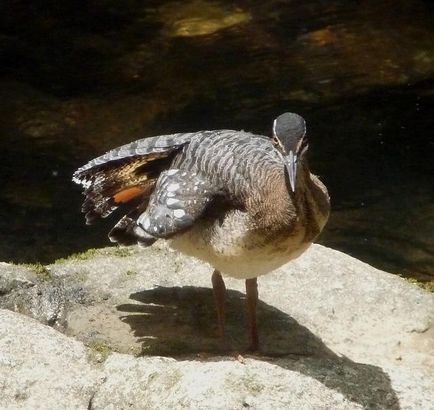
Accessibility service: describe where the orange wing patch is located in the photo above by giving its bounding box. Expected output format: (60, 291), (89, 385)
(113, 186), (145, 204)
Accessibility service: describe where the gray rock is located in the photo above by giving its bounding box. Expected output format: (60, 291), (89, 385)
(92, 354), (379, 410)
(0, 262), (89, 330)
(0, 244), (433, 409)
(0, 263), (37, 295)
(0, 309), (101, 410)
(0, 263), (66, 329)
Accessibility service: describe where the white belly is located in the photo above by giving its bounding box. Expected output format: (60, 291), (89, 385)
(169, 210), (311, 279)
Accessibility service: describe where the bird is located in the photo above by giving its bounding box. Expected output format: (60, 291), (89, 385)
(72, 112), (330, 351)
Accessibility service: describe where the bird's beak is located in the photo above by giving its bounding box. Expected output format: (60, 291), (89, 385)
(285, 150), (297, 192)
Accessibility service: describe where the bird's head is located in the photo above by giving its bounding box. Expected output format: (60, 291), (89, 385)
(272, 112), (308, 193)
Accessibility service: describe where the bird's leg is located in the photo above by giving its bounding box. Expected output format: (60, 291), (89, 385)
(211, 270), (226, 337)
(245, 277), (259, 352)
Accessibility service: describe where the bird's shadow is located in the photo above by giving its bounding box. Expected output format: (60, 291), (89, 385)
(117, 286), (400, 409)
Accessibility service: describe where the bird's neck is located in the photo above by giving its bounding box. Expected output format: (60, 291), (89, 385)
(247, 161), (330, 238)
(246, 165), (295, 230)
(293, 161), (330, 240)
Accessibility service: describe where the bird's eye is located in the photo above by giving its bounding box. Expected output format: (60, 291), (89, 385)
(296, 136), (308, 157)
(272, 136), (286, 154)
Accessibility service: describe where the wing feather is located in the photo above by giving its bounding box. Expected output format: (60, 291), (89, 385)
(72, 133), (195, 224)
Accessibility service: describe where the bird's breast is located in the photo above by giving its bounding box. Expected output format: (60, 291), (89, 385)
(169, 210), (310, 279)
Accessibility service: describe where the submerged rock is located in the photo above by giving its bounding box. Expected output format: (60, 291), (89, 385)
(159, 0), (251, 37)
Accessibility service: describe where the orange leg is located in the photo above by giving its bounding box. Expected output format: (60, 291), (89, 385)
(211, 270), (226, 337)
(246, 278), (259, 352)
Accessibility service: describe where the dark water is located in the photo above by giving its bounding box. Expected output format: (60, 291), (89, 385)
(1, 0), (433, 281)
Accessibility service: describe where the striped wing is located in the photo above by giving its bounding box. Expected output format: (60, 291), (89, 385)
(73, 128), (279, 246)
(72, 133), (194, 224)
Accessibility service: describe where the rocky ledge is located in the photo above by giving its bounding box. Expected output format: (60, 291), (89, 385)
(0, 243), (433, 409)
